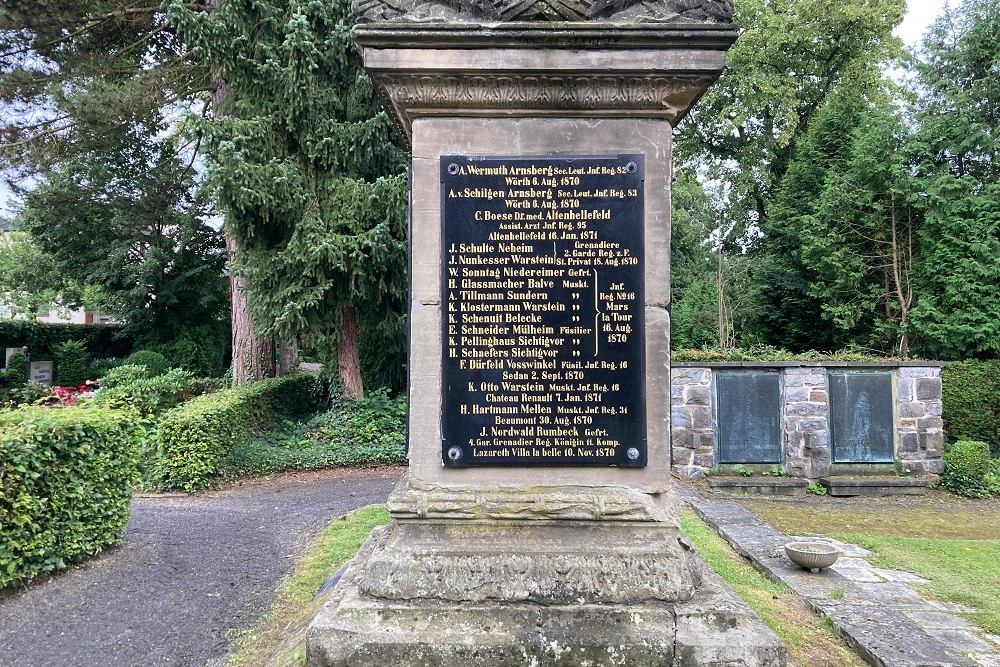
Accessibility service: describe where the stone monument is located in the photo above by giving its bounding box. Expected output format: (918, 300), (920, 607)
(307, 1), (791, 664)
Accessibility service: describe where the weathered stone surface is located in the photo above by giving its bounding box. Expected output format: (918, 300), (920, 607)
(358, 516), (703, 604)
(813, 599), (975, 667)
(708, 477), (808, 497)
(308, 528), (791, 667)
(819, 477), (930, 497)
(387, 477), (680, 523)
(674, 566), (791, 667)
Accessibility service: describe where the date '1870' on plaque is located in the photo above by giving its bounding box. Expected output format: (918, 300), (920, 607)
(441, 155), (646, 468)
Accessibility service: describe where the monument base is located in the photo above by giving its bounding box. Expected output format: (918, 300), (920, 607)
(305, 481), (791, 667)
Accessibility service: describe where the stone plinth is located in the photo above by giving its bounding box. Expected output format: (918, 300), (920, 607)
(306, 7), (791, 666)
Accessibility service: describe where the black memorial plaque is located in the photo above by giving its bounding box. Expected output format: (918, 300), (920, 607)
(441, 154), (646, 467)
(830, 371), (894, 464)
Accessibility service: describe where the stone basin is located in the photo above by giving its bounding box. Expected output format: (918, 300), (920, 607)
(785, 541), (840, 573)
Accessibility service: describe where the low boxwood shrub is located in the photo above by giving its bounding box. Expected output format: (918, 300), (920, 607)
(939, 440), (994, 498)
(0, 405), (143, 589)
(125, 350), (171, 377)
(156, 373), (320, 492)
(93, 367), (205, 416)
(54, 339), (90, 387)
(227, 388), (407, 476)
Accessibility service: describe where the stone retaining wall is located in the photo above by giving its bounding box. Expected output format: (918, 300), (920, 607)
(670, 363), (944, 479)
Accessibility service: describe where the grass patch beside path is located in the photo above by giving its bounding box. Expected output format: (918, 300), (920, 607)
(226, 505), (390, 667)
(741, 499), (1000, 637)
(680, 510), (866, 667)
(836, 533), (1000, 635)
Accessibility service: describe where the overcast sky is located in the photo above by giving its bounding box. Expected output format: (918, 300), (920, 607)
(897, 0), (950, 47)
(0, 0), (953, 216)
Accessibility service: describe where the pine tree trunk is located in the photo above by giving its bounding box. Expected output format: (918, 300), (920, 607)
(337, 305), (364, 399)
(210, 0), (274, 386)
(278, 338), (300, 375)
(227, 226), (275, 384)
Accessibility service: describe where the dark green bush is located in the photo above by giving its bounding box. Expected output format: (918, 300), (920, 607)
(940, 440), (994, 498)
(942, 361), (1000, 457)
(4, 352), (28, 383)
(54, 340), (90, 386)
(0, 405), (142, 588)
(0, 353), (29, 403)
(148, 323), (230, 378)
(227, 389), (407, 476)
(0, 321), (132, 360)
(125, 350), (171, 377)
(156, 374), (320, 492)
(88, 357), (125, 379)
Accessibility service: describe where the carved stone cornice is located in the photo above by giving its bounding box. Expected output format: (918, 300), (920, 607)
(352, 0), (734, 25)
(381, 72), (713, 118)
(352, 18), (735, 146)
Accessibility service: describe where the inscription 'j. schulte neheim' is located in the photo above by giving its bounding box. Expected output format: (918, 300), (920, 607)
(441, 154), (646, 468)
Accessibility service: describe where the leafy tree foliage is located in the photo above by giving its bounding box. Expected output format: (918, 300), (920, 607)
(755, 87), (923, 355)
(678, 0), (905, 235)
(19, 135), (228, 343)
(1, 2), (227, 345)
(166, 0), (408, 396)
(0, 229), (104, 317)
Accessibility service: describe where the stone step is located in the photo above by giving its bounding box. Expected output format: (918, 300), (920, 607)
(819, 476), (930, 497)
(708, 476), (809, 496)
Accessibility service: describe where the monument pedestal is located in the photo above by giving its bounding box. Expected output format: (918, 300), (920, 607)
(308, 6), (791, 665)
(308, 478), (790, 666)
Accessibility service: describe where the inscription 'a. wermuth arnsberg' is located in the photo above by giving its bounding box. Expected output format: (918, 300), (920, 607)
(441, 155), (646, 467)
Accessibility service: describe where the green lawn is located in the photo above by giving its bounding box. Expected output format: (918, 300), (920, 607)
(680, 510), (866, 667)
(743, 498), (1000, 636)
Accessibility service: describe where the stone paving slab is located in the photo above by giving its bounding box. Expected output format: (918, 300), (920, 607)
(685, 488), (990, 667)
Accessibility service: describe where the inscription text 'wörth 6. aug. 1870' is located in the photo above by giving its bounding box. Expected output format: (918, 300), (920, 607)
(441, 155), (646, 467)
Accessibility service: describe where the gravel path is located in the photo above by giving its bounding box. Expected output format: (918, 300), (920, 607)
(0, 468), (403, 667)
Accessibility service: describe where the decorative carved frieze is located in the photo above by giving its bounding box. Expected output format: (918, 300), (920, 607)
(372, 72), (714, 144)
(353, 0), (734, 25)
(381, 73), (712, 112)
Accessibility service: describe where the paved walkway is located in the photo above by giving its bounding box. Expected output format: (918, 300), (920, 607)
(682, 488), (1000, 667)
(0, 468), (402, 667)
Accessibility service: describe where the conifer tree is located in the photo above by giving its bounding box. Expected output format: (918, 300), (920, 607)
(166, 0), (408, 397)
(908, 0), (1000, 359)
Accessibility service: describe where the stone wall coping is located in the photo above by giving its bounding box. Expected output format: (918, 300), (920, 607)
(672, 360), (945, 369)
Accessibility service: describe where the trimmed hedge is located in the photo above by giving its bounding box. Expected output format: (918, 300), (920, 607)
(940, 440), (995, 498)
(157, 374), (320, 492)
(0, 321), (133, 363)
(942, 361), (1000, 457)
(0, 406), (143, 589)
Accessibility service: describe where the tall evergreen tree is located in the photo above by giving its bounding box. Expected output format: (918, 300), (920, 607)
(907, 0), (1000, 359)
(166, 0), (407, 397)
